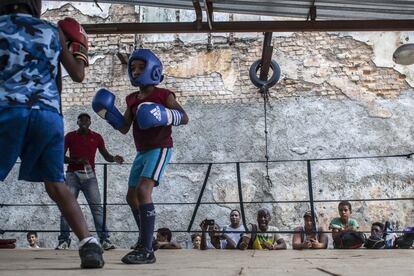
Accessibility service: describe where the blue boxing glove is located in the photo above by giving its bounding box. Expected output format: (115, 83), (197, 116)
(137, 102), (184, 129)
(92, 88), (126, 130)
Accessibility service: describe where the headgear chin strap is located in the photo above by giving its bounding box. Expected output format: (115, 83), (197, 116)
(0, 0), (42, 18)
(128, 49), (164, 87)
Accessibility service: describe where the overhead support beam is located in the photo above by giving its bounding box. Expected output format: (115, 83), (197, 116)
(83, 20), (414, 34)
(259, 32), (273, 83)
(192, 0), (203, 30)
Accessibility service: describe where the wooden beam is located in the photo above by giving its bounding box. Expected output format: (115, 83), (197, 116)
(83, 20), (414, 34)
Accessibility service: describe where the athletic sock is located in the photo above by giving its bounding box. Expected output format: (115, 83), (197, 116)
(139, 203), (156, 252)
(131, 207), (142, 243)
(79, 237), (100, 248)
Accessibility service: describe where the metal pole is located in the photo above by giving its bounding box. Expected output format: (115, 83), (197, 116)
(102, 164), (108, 236)
(236, 162), (248, 230)
(259, 32), (273, 82)
(187, 163), (212, 232)
(306, 160), (317, 233)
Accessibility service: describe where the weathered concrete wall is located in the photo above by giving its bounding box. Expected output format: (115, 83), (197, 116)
(0, 3), (413, 248)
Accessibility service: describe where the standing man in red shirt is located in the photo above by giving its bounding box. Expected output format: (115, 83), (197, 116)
(56, 113), (123, 251)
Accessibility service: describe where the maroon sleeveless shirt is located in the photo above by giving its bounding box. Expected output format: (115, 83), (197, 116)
(126, 87), (174, 151)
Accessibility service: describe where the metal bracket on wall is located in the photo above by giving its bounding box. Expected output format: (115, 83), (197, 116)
(204, 0), (214, 31)
(307, 0), (317, 21)
(192, 0), (203, 30)
(116, 52), (130, 65)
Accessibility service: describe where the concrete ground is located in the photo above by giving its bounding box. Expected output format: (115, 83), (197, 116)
(0, 249), (413, 276)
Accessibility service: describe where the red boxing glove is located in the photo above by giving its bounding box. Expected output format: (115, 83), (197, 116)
(58, 17), (89, 66)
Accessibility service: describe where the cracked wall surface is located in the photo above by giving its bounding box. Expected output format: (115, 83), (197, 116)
(1, 3), (413, 248)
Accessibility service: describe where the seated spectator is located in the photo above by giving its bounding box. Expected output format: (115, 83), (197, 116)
(156, 228), (181, 249)
(395, 226), (414, 249)
(365, 222), (385, 249)
(191, 233), (202, 249)
(239, 208), (287, 250)
(27, 231), (40, 249)
(292, 211), (328, 249)
(199, 219), (236, 249)
(222, 209), (246, 248)
(365, 221), (398, 249)
(329, 201), (364, 249)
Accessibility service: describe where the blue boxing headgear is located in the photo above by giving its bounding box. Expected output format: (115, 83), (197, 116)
(128, 49), (164, 87)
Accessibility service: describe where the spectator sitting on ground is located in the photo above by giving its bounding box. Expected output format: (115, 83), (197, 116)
(27, 231), (40, 249)
(191, 233), (202, 249)
(365, 221), (398, 249)
(200, 219), (236, 249)
(222, 209), (246, 248)
(329, 201), (364, 249)
(156, 228), (181, 249)
(364, 222), (385, 249)
(239, 208), (287, 250)
(292, 211), (328, 249)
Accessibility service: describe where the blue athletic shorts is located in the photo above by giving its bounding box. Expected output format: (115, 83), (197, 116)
(128, 148), (173, 188)
(0, 107), (64, 182)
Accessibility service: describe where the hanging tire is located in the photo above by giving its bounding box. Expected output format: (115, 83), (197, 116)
(393, 43), (414, 65)
(249, 59), (281, 89)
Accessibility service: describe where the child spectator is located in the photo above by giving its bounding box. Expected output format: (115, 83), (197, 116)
(156, 228), (181, 249)
(239, 208), (287, 250)
(191, 233), (202, 249)
(27, 231), (40, 249)
(329, 201), (364, 249)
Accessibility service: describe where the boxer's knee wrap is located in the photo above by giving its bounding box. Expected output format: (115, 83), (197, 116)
(128, 49), (164, 87)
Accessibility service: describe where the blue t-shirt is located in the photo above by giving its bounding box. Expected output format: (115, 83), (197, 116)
(0, 13), (62, 113)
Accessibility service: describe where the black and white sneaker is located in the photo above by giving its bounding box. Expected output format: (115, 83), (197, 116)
(121, 247), (156, 265)
(55, 239), (71, 250)
(101, 239), (116, 251)
(79, 240), (105, 269)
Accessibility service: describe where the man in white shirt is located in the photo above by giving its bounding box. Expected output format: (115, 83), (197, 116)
(222, 210), (245, 248)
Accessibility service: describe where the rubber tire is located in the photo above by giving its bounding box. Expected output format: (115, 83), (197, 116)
(249, 59), (281, 89)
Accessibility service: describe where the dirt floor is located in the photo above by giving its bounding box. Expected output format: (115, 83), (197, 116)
(0, 249), (413, 276)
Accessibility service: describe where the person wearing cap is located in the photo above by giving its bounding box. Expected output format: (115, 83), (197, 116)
(292, 210), (328, 249)
(56, 112), (123, 251)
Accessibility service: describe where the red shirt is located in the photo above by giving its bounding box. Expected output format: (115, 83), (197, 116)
(64, 130), (105, 172)
(126, 87), (173, 151)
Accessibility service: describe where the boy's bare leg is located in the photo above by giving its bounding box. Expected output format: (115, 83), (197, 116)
(44, 181), (89, 240)
(45, 181), (104, 268)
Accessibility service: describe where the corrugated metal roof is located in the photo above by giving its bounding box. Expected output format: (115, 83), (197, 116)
(50, 0), (414, 20)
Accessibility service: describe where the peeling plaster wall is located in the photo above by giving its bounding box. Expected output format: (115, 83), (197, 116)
(1, 3), (414, 248)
